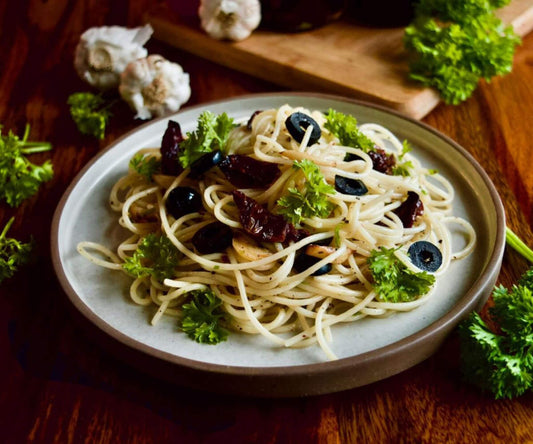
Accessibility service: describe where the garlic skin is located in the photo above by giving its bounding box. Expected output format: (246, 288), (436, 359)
(199, 0), (261, 41)
(119, 55), (191, 120)
(74, 24), (153, 90)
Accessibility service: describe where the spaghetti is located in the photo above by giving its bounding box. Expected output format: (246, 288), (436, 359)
(78, 104), (476, 360)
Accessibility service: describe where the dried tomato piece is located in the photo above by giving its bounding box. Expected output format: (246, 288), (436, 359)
(368, 148), (396, 175)
(394, 191), (424, 228)
(219, 155), (281, 189)
(232, 190), (307, 243)
(286, 223), (309, 242)
(161, 120), (184, 175)
(345, 146), (396, 175)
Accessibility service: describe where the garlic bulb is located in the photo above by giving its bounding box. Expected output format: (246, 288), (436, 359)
(119, 55), (191, 120)
(74, 24), (153, 90)
(199, 0), (261, 41)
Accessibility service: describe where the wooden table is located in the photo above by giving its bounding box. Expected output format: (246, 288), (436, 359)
(1, 1), (532, 442)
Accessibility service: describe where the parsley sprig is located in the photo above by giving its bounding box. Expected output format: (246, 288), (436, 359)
(324, 109), (375, 152)
(0, 217), (33, 284)
(179, 289), (229, 344)
(459, 267), (533, 399)
(178, 111), (236, 168)
(277, 159), (335, 225)
(368, 247), (435, 302)
(123, 234), (181, 282)
(129, 153), (160, 181)
(68, 92), (113, 139)
(404, 0), (521, 104)
(392, 140), (414, 177)
(0, 124), (53, 207)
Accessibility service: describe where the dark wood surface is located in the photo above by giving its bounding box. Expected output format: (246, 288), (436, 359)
(1, 1), (532, 442)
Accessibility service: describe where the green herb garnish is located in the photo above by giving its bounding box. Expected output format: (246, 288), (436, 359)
(68, 92), (113, 139)
(506, 227), (533, 263)
(179, 289), (229, 344)
(123, 233), (181, 282)
(404, 0), (521, 104)
(392, 140), (414, 177)
(368, 247), (435, 302)
(0, 217), (33, 284)
(0, 124), (53, 207)
(324, 109), (375, 152)
(179, 111), (236, 168)
(277, 159), (335, 225)
(129, 153), (160, 181)
(459, 266), (533, 399)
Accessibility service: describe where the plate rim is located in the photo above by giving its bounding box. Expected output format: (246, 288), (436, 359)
(51, 91), (506, 395)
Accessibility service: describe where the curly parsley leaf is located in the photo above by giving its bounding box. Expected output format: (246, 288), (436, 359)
(518, 267), (533, 288)
(414, 0), (511, 24)
(392, 161), (414, 177)
(459, 266), (533, 399)
(404, 0), (521, 104)
(129, 153), (160, 181)
(123, 233), (181, 282)
(68, 92), (113, 139)
(277, 159), (335, 225)
(0, 217), (33, 284)
(368, 247), (435, 302)
(178, 111), (236, 168)
(392, 140), (414, 177)
(491, 283), (533, 350)
(459, 313), (532, 399)
(179, 289), (228, 344)
(324, 109), (375, 152)
(0, 124), (53, 207)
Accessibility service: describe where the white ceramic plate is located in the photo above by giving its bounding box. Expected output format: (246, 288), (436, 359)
(51, 93), (505, 396)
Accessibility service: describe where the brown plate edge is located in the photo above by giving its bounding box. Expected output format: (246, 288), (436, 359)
(50, 91), (506, 398)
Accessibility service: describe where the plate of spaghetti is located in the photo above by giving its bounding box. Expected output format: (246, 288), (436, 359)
(52, 93), (505, 396)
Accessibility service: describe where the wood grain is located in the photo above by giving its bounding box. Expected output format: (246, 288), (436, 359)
(0, 1), (532, 443)
(146, 0), (533, 120)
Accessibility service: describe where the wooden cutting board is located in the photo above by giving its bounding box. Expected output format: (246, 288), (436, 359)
(146, 1), (533, 119)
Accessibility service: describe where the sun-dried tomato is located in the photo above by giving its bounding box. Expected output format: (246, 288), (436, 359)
(368, 147), (396, 175)
(232, 191), (307, 243)
(345, 146), (396, 175)
(219, 155), (281, 189)
(393, 191), (424, 228)
(160, 120), (184, 175)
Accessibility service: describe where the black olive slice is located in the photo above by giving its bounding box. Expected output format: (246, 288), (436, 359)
(192, 222), (233, 254)
(408, 241), (442, 272)
(334, 175), (368, 196)
(247, 110), (262, 130)
(344, 153), (363, 162)
(312, 237), (333, 247)
(293, 254), (332, 276)
(285, 112), (321, 145)
(189, 150), (224, 178)
(165, 187), (203, 219)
